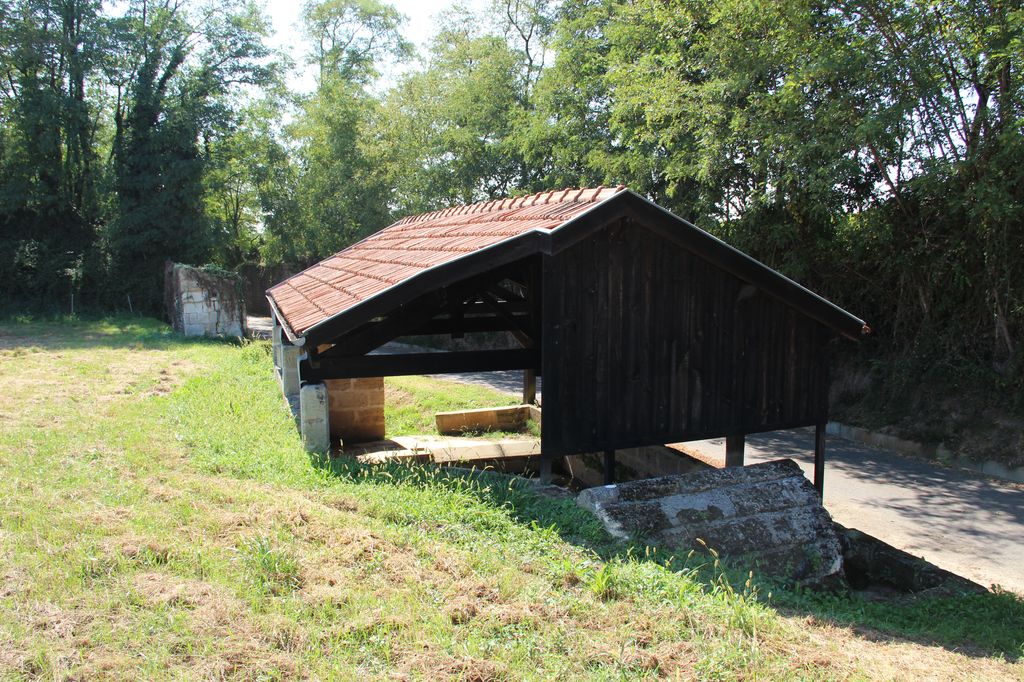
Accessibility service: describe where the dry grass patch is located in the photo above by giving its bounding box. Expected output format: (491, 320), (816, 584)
(0, 347), (197, 427)
(778, 615), (1023, 681)
(396, 650), (509, 682)
(127, 572), (304, 678)
(26, 600), (94, 643)
(132, 571), (218, 609)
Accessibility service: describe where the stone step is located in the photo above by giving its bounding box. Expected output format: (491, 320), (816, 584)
(577, 458), (844, 588)
(355, 436), (541, 465)
(435, 405), (533, 435)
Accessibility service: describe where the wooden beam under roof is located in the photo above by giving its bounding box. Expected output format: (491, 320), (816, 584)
(299, 348), (540, 381)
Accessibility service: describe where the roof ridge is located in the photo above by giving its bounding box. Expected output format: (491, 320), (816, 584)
(396, 186), (623, 227)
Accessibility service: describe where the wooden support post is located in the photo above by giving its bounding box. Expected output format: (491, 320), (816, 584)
(814, 423), (826, 498)
(603, 449), (616, 485)
(523, 368), (536, 405)
(725, 435), (745, 468)
(539, 453), (552, 484)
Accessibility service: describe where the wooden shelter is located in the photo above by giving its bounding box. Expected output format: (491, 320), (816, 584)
(267, 186), (868, 491)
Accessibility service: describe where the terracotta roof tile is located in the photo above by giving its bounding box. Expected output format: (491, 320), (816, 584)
(269, 186), (626, 337)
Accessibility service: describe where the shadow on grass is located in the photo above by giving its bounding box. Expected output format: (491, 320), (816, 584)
(0, 314), (248, 351)
(311, 453), (619, 553)
(774, 586), (1024, 661)
(308, 452), (1024, 661)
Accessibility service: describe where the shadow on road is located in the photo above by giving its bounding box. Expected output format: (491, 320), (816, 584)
(745, 430), (1024, 578)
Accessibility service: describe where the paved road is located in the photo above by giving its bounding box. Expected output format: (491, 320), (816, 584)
(682, 431), (1024, 594)
(247, 315), (273, 339)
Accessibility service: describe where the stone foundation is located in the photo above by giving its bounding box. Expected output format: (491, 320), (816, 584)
(325, 377), (385, 443)
(435, 405), (533, 435)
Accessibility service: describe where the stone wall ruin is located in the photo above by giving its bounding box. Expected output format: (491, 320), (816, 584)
(165, 262), (245, 337)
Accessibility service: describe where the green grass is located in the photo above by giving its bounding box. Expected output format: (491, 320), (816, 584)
(384, 374), (524, 438)
(0, 316), (1021, 680)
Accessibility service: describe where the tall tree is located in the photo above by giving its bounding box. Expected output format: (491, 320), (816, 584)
(544, 0), (1023, 380)
(103, 0), (272, 311)
(372, 4), (559, 213)
(0, 0), (104, 305)
(303, 0), (411, 83)
(271, 0), (410, 269)
(381, 30), (531, 209)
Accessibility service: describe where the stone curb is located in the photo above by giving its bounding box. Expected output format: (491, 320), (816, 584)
(826, 421), (1024, 484)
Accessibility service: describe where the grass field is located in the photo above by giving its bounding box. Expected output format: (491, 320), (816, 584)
(383, 375), (527, 438)
(0, 317), (1021, 680)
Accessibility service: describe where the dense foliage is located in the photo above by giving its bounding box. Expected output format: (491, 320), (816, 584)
(0, 0), (275, 310)
(1, 0), (1022, 431)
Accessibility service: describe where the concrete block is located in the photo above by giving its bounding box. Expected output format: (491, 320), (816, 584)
(435, 405), (531, 435)
(272, 323), (282, 371)
(577, 459), (845, 588)
(299, 383), (331, 453)
(280, 345), (301, 398)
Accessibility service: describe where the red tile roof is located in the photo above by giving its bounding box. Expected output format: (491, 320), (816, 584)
(268, 186), (626, 338)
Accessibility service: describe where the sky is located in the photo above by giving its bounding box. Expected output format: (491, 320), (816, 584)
(262, 0), (488, 94)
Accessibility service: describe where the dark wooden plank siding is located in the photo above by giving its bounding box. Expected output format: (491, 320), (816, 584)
(541, 217), (830, 458)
